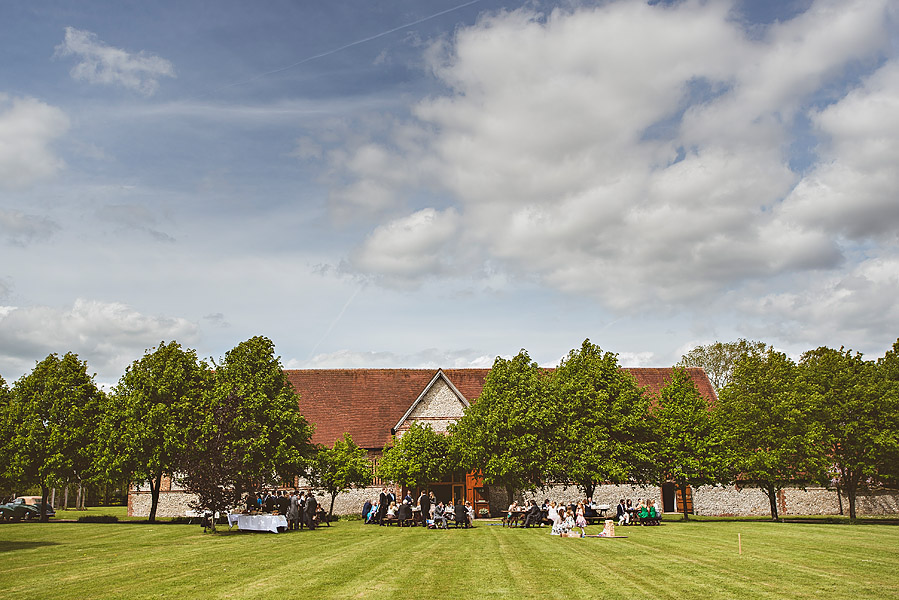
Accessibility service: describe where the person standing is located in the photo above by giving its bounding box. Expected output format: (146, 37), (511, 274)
(304, 492), (317, 530)
(287, 491), (300, 531)
(378, 488), (389, 526)
(418, 490), (430, 528)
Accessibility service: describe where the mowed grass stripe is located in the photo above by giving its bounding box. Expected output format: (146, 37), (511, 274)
(2, 519), (899, 599)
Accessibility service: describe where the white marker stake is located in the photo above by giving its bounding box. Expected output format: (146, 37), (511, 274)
(738, 533), (742, 555)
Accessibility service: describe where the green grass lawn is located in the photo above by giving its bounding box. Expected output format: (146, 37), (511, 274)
(1, 517), (897, 599)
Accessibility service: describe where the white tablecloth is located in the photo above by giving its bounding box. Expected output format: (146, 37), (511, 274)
(236, 514), (288, 533)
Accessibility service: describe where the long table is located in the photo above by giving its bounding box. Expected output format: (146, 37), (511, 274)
(235, 514), (288, 533)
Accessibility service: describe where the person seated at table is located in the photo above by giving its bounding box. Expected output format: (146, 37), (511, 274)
(626, 498), (635, 521)
(433, 502), (448, 529)
(522, 499), (542, 528)
(453, 502), (469, 527)
(546, 501), (559, 526)
(616, 499), (630, 526)
(637, 500), (649, 524)
(384, 501), (398, 524)
(367, 500), (379, 524)
(397, 500), (412, 524)
(584, 498), (598, 519)
(410, 500), (422, 525)
(315, 504), (330, 526)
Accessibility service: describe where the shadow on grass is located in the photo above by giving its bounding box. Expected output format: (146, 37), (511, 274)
(0, 540), (61, 553)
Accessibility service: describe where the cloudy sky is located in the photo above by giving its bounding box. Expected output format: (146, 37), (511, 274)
(1, 0), (898, 385)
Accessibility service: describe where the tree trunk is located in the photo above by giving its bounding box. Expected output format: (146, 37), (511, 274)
(836, 484), (843, 515)
(76, 483), (83, 510)
(680, 484), (690, 521)
(51, 488), (56, 509)
(506, 484), (514, 507)
(329, 493), (337, 520)
(583, 481), (596, 500)
(148, 472), (163, 523)
(765, 484), (779, 521)
(845, 473), (859, 520)
(40, 484), (50, 523)
(63, 484), (69, 510)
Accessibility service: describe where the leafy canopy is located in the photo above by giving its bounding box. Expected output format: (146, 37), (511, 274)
(679, 339), (766, 391)
(377, 423), (451, 489)
(450, 350), (553, 501)
(550, 339), (655, 497)
(718, 347), (826, 519)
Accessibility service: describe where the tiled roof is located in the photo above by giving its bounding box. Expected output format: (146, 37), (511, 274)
(284, 367), (716, 449)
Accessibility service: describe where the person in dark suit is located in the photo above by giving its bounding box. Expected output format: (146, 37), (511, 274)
(522, 500), (542, 528)
(378, 488), (389, 526)
(304, 493), (317, 530)
(277, 491), (290, 515)
(387, 488), (397, 506)
(418, 491), (430, 527)
(362, 499), (372, 522)
(264, 491), (276, 513)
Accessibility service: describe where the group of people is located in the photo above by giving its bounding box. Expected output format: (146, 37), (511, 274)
(507, 496), (664, 534)
(508, 499), (590, 536)
(362, 488), (475, 529)
(245, 489), (327, 530)
(615, 498), (662, 526)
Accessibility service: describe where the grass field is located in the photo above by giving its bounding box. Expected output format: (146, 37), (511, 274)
(1, 515), (898, 599)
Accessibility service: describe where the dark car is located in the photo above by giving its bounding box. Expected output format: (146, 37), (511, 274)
(0, 498), (41, 521)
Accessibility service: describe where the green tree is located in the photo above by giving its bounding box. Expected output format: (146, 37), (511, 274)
(8, 353), (103, 521)
(377, 422), (452, 491)
(449, 350), (554, 505)
(679, 339), (766, 391)
(654, 367), (723, 520)
(718, 348), (825, 519)
(108, 341), (210, 522)
(550, 339), (655, 498)
(0, 375), (15, 500)
(875, 340), (899, 488)
(801, 346), (899, 519)
(307, 433), (373, 520)
(179, 336), (315, 529)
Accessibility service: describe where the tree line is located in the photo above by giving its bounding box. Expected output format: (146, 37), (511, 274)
(379, 339), (899, 520)
(2, 336), (897, 524)
(0, 336), (372, 526)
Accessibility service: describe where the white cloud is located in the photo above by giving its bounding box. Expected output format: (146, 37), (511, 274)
(349, 207), (461, 284)
(780, 61), (899, 239)
(55, 27), (175, 95)
(738, 252), (899, 352)
(292, 347), (495, 369)
(321, 0), (896, 332)
(617, 351), (656, 367)
(0, 95), (69, 189)
(0, 209), (59, 245)
(0, 299), (199, 382)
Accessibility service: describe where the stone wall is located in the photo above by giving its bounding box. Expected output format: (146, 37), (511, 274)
(692, 485), (899, 517)
(129, 484), (899, 518)
(129, 490), (196, 518)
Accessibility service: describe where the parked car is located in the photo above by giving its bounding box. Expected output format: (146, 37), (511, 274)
(0, 498), (40, 521)
(15, 496), (56, 518)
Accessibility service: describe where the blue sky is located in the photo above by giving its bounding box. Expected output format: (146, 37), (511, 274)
(1, 0), (898, 385)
